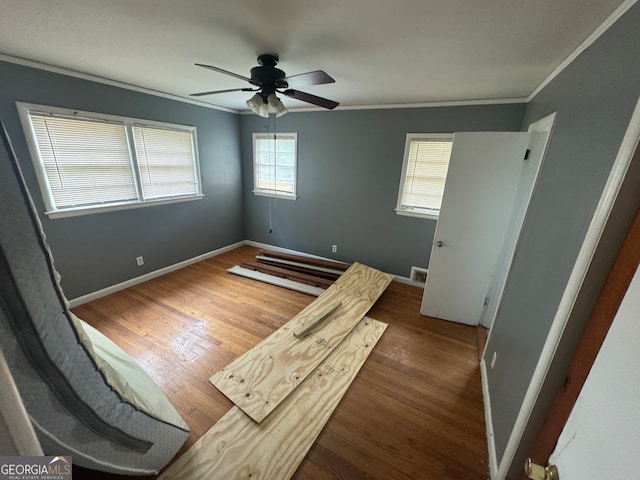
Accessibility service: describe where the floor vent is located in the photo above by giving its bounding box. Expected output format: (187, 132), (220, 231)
(410, 266), (428, 284)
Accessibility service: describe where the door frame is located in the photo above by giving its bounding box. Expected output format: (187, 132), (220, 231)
(492, 95), (640, 479)
(524, 201), (640, 477)
(480, 113), (556, 329)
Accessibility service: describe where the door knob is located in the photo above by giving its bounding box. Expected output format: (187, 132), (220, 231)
(525, 458), (559, 480)
(436, 240), (444, 247)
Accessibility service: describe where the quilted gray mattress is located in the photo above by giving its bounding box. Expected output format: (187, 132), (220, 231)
(0, 123), (189, 475)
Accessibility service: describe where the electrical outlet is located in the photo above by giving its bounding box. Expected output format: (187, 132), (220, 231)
(136, 256), (144, 267)
(491, 351), (497, 369)
(331, 244), (337, 253)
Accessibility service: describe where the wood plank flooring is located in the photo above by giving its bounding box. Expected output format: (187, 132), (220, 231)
(71, 245), (488, 479)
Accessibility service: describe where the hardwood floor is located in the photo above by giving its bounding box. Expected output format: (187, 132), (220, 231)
(71, 245), (488, 479)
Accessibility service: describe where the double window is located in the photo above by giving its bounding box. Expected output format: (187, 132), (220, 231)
(396, 133), (453, 219)
(252, 132), (297, 199)
(17, 102), (202, 218)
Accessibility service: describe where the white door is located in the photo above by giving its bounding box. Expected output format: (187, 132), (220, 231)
(546, 266), (640, 480)
(420, 132), (530, 325)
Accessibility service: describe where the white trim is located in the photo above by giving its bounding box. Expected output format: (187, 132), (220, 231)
(0, 53), (238, 114)
(69, 239), (422, 308)
(252, 132), (298, 199)
(244, 240), (339, 261)
(394, 208), (439, 220)
(392, 274), (425, 288)
(481, 358), (499, 479)
(67, 241), (245, 307)
(247, 240), (419, 286)
(527, 0), (639, 101)
(46, 194), (203, 219)
(227, 265), (324, 296)
(0, 53), (527, 114)
(16, 101), (204, 218)
(396, 133), (454, 218)
(240, 97), (529, 114)
(480, 112), (556, 329)
(495, 94), (640, 479)
(252, 190), (298, 201)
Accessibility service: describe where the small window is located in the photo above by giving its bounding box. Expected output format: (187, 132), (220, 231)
(396, 133), (453, 219)
(17, 102), (202, 218)
(252, 132), (297, 200)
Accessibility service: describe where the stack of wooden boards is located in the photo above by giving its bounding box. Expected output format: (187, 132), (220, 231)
(159, 262), (393, 480)
(228, 249), (351, 296)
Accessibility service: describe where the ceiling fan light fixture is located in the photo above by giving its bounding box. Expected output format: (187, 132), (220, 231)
(267, 93), (288, 118)
(246, 93), (269, 117)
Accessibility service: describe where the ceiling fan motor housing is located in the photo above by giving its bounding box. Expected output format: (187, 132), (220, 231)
(250, 66), (288, 93)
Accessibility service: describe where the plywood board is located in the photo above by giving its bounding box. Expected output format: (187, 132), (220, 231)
(211, 262), (392, 423)
(159, 317), (387, 480)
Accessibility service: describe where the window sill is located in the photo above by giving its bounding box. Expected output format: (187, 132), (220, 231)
(253, 190), (297, 201)
(46, 194), (204, 219)
(395, 208), (439, 220)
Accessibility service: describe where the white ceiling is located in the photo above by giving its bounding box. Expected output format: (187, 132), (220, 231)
(0, 0), (628, 113)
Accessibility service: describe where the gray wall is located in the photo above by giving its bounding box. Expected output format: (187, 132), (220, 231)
(482, 3), (640, 475)
(240, 104), (525, 277)
(0, 61), (243, 299)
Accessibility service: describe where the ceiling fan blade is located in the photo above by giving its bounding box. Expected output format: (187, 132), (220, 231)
(190, 87), (257, 97)
(285, 70), (335, 88)
(282, 89), (339, 109)
(195, 63), (253, 83)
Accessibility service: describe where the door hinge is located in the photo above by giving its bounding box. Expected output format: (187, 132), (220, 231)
(524, 149), (532, 160)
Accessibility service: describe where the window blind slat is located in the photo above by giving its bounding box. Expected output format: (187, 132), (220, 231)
(30, 114), (138, 208)
(399, 137), (453, 213)
(253, 134), (297, 196)
(133, 126), (198, 200)
(24, 106), (202, 216)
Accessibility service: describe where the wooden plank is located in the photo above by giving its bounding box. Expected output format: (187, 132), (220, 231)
(256, 254), (346, 276)
(227, 265), (324, 297)
(256, 249), (351, 271)
(159, 317), (387, 480)
(239, 261), (335, 288)
(293, 300), (342, 338)
(255, 257), (341, 280)
(210, 262), (392, 423)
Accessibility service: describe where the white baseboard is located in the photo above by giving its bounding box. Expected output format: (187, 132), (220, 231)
(69, 239), (423, 307)
(392, 275), (425, 288)
(481, 358), (499, 479)
(68, 241), (245, 307)
(245, 240), (342, 262)
(246, 240), (421, 288)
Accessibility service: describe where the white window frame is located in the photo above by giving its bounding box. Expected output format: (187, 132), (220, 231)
(395, 133), (454, 220)
(252, 132), (298, 200)
(16, 102), (203, 219)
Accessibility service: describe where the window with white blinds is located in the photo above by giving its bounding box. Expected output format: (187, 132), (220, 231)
(396, 133), (453, 219)
(252, 132), (297, 199)
(17, 103), (202, 218)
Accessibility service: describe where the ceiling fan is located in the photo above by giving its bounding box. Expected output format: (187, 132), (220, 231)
(190, 54), (339, 117)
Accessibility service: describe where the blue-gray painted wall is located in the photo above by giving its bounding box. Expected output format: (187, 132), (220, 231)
(0, 60), (243, 299)
(240, 105), (525, 277)
(483, 3), (640, 475)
